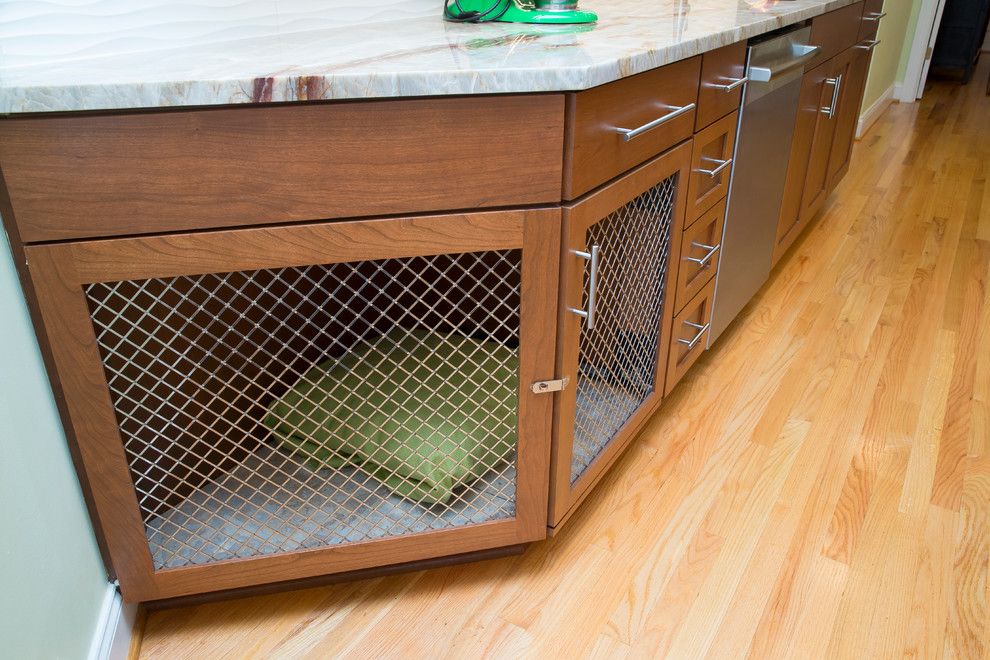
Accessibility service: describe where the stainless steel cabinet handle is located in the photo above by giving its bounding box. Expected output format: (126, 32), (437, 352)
(856, 39), (881, 51)
(711, 76), (749, 92)
(569, 244), (599, 330)
(685, 242), (720, 266)
(615, 103), (696, 141)
(748, 44), (821, 82)
(865, 11), (887, 21)
(677, 321), (711, 350)
(697, 158), (732, 178)
(821, 74), (842, 119)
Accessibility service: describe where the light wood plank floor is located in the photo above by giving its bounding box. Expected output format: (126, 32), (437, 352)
(138, 62), (990, 660)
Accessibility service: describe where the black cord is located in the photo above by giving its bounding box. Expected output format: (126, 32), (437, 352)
(443, 0), (511, 22)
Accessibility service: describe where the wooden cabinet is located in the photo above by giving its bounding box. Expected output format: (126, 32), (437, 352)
(0, 10), (864, 601)
(549, 143), (691, 528)
(686, 111), (738, 222)
(563, 58), (700, 200)
(666, 277), (717, 395)
(21, 208), (561, 603)
(0, 97), (564, 242)
(774, 5), (879, 267)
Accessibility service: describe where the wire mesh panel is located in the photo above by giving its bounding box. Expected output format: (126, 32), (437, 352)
(570, 175), (676, 483)
(83, 250), (522, 569)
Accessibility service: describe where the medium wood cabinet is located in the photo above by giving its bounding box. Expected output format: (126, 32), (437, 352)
(0, 7), (865, 602)
(22, 208), (561, 602)
(774, 7), (879, 267)
(548, 143), (691, 528)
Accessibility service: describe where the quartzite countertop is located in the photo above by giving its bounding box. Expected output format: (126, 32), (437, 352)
(1, 0), (859, 114)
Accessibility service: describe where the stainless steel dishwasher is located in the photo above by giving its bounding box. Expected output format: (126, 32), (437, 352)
(709, 25), (820, 345)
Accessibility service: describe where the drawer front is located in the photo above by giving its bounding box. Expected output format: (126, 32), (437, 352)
(686, 110), (737, 222)
(675, 198), (725, 312)
(858, 2), (883, 43)
(808, 1), (866, 69)
(665, 276), (716, 396)
(564, 57), (701, 200)
(696, 40), (747, 132)
(1, 94), (565, 242)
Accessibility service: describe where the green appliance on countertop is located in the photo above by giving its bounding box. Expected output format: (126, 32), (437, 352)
(444, 0), (597, 24)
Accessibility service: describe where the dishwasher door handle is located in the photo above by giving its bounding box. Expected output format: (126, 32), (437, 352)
(747, 45), (821, 82)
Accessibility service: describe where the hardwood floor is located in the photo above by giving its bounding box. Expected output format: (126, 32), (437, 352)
(137, 62), (990, 660)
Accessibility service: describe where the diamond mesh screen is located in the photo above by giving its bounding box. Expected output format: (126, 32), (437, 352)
(571, 175), (676, 483)
(84, 250), (521, 569)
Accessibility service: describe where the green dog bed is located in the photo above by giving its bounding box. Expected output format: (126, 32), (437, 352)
(262, 328), (518, 504)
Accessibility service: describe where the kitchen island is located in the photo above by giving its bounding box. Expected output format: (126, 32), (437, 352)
(0, 0), (877, 604)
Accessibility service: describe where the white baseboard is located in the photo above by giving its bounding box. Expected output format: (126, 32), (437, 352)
(89, 583), (139, 660)
(857, 83), (896, 138)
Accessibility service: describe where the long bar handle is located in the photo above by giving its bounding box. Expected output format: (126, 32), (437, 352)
(615, 103), (696, 141)
(697, 158), (732, 178)
(570, 244), (600, 330)
(685, 242), (720, 267)
(856, 39), (881, 51)
(864, 11), (887, 21)
(822, 74), (842, 119)
(747, 44), (821, 82)
(711, 76), (749, 92)
(677, 321), (711, 350)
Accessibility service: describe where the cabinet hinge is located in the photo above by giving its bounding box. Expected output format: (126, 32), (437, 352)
(530, 377), (568, 394)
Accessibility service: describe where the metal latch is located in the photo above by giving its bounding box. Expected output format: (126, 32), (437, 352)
(530, 377), (569, 394)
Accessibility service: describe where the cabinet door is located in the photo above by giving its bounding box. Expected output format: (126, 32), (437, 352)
(774, 62), (832, 266)
(549, 142), (692, 528)
(25, 208), (559, 602)
(799, 59), (843, 225)
(828, 44), (873, 192)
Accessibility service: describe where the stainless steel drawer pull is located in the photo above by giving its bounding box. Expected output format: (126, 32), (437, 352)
(822, 74), (842, 119)
(615, 103), (696, 141)
(677, 321), (710, 350)
(685, 242), (720, 266)
(697, 158), (732, 178)
(856, 39), (881, 51)
(865, 11), (887, 21)
(712, 76), (749, 92)
(570, 244), (600, 330)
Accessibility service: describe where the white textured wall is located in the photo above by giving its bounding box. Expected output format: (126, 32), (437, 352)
(0, 0), (441, 67)
(0, 226), (109, 659)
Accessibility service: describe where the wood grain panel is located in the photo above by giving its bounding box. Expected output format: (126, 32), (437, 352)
(664, 277), (716, 396)
(23, 207), (558, 602)
(674, 197), (725, 313)
(64, 210), (527, 283)
(695, 40), (747, 132)
(807, 1), (866, 70)
(685, 110), (737, 223)
(549, 142), (691, 528)
(827, 44), (872, 193)
(563, 57), (699, 200)
(0, 95), (564, 242)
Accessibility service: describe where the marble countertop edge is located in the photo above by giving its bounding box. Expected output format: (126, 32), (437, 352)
(0, 0), (860, 115)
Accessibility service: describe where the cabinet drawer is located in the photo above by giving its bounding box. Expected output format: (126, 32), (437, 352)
(807, 1), (865, 69)
(563, 57), (701, 200)
(686, 110), (737, 222)
(665, 276), (716, 396)
(675, 198), (725, 312)
(858, 13), (882, 42)
(696, 41), (747, 132)
(1, 95), (565, 242)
